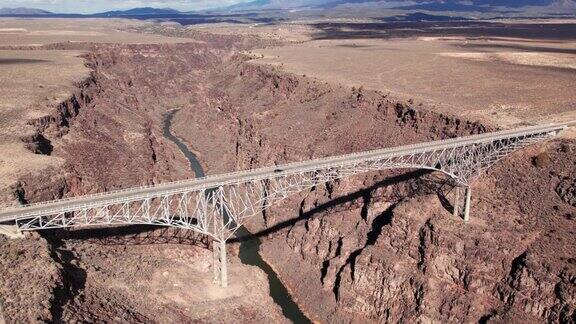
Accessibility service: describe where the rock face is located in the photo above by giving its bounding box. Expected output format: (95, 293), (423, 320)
(253, 142), (576, 323)
(557, 179), (576, 207)
(0, 234), (59, 322)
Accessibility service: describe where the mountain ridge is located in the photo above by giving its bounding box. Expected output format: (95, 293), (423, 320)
(220, 0), (576, 13)
(0, 7), (52, 15)
(93, 7), (183, 17)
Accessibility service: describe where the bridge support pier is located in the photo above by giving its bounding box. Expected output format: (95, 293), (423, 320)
(0, 224), (24, 239)
(0, 299), (6, 324)
(452, 186), (472, 222)
(212, 240), (228, 288)
(463, 186), (472, 222)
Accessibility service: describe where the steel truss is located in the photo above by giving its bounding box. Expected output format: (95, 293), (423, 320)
(0, 123), (570, 287)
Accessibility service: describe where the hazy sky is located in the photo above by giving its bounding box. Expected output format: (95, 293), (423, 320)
(0, 0), (253, 13)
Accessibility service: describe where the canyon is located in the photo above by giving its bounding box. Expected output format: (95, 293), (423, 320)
(0, 19), (574, 323)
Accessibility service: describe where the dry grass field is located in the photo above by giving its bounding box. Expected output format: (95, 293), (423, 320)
(0, 18), (192, 46)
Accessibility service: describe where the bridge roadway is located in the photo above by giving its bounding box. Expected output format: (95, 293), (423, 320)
(0, 122), (571, 223)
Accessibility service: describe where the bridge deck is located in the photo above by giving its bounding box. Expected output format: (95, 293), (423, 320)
(0, 122), (570, 222)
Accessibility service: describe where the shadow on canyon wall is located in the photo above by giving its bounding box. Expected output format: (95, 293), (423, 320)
(231, 169), (458, 243)
(43, 226), (209, 247)
(41, 234), (88, 322)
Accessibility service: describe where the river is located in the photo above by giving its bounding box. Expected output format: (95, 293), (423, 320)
(163, 109), (311, 323)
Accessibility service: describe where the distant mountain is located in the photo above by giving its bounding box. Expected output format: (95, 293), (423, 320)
(0, 7), (52, 15)
(93, 7), (182, 17)
(393, 0), (576, 12)
(223, 0), (321, 10)
(224, 0), (272, 11)
(221, 0), (576, 13)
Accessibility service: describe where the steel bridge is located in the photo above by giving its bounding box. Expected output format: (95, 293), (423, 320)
(0, 123), (572, 287)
